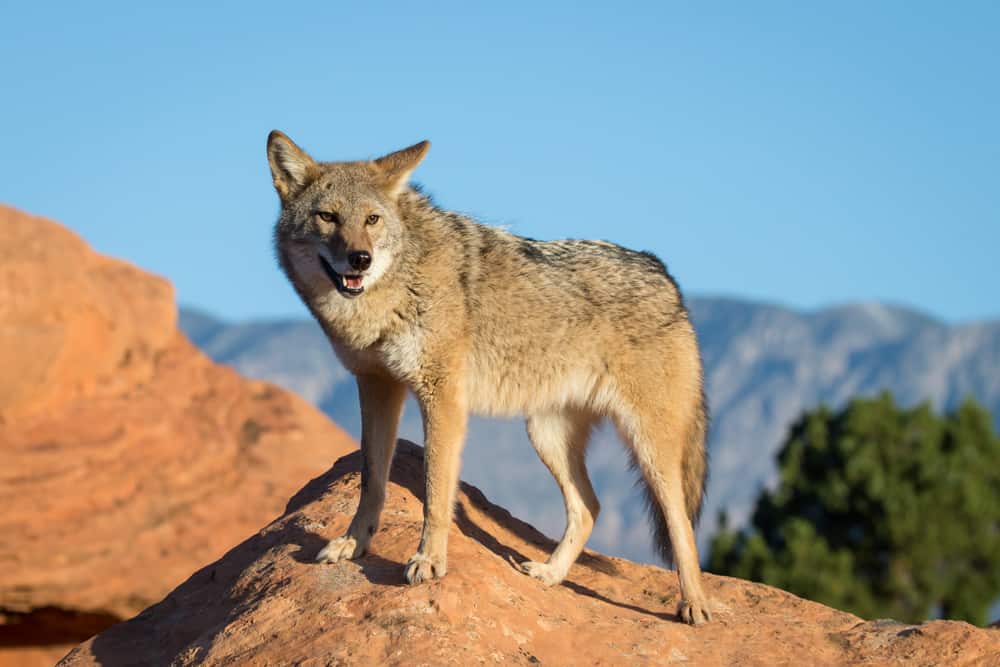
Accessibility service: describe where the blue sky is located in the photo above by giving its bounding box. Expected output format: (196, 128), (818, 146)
(2, 2), (997, 322)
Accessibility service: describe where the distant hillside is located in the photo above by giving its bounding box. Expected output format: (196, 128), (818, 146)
(179, 299), (1000, 563)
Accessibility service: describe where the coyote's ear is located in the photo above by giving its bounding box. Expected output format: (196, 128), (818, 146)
(267, 131), (319, 201)
(373, 141), (430, 196)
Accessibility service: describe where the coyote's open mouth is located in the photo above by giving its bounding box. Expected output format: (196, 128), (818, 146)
(319, 255), (364, 298)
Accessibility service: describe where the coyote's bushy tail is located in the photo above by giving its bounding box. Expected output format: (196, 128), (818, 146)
(633, 389), (709, 565)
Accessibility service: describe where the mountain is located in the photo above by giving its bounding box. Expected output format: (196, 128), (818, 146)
(179, 299), (1000, 563)
(60, 442), (1000, 666)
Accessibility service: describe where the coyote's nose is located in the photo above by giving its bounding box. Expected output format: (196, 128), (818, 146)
(348, 251), (372, 271)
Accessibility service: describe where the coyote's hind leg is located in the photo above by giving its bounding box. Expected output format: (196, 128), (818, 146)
(519, 409), (600, 585)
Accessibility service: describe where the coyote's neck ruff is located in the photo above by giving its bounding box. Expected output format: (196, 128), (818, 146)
(269, 131), (713, 624)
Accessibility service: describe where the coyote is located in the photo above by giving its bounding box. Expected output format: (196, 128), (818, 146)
(268, 132), (712, 623)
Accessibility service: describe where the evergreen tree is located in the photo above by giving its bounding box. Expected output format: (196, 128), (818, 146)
(709, 393), (1000, 625)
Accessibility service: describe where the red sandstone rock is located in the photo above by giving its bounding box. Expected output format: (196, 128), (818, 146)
(0, 206), (356, 664)
(61, 441), (1000, 667)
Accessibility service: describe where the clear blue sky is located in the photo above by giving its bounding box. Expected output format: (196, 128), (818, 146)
(2, 2), (997, 322)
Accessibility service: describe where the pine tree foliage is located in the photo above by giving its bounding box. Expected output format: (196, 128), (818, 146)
(709, 393), (1000, 625)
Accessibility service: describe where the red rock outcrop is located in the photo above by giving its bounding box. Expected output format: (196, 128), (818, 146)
(0, 206), (356, 664)
(62, 441), (1000, 666)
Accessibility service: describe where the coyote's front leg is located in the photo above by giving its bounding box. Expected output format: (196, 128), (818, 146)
(405, 376), (468, 584)
(316, 374), (405, 563)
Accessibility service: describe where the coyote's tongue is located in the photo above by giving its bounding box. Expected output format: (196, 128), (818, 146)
(344, 276), (363, 289)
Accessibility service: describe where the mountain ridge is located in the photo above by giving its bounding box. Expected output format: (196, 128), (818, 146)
(178, 296), (1000, 564)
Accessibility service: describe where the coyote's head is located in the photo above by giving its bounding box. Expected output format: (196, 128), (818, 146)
(268, 131), (428, 299)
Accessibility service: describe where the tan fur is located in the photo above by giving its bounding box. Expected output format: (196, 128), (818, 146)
(269, 131), (713, 624)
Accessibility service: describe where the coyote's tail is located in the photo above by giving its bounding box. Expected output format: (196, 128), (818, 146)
(633, 389), (709, 565)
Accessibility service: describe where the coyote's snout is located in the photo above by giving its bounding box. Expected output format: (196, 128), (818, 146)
(318, 239), (373, 297)
(268, 131), (714, 624)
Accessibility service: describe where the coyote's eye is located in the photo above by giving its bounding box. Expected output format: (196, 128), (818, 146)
(366, 213), (381, 225)
(316, 211), (337, 223)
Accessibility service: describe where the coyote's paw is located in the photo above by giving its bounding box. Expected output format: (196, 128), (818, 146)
(518, 561), (565, 586)
(678, 595), (713, 625)
(404, 552), (446, 584)
(315, 535), (365, 564)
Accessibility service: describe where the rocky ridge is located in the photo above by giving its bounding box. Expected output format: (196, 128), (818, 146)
(0, 206), (355, 665)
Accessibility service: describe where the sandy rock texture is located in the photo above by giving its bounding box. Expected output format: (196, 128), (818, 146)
(0, 206), (355, 664)
(62, 441), (1000, 667)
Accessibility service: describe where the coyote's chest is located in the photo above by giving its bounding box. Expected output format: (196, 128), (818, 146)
(329, 323), (427, 382)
